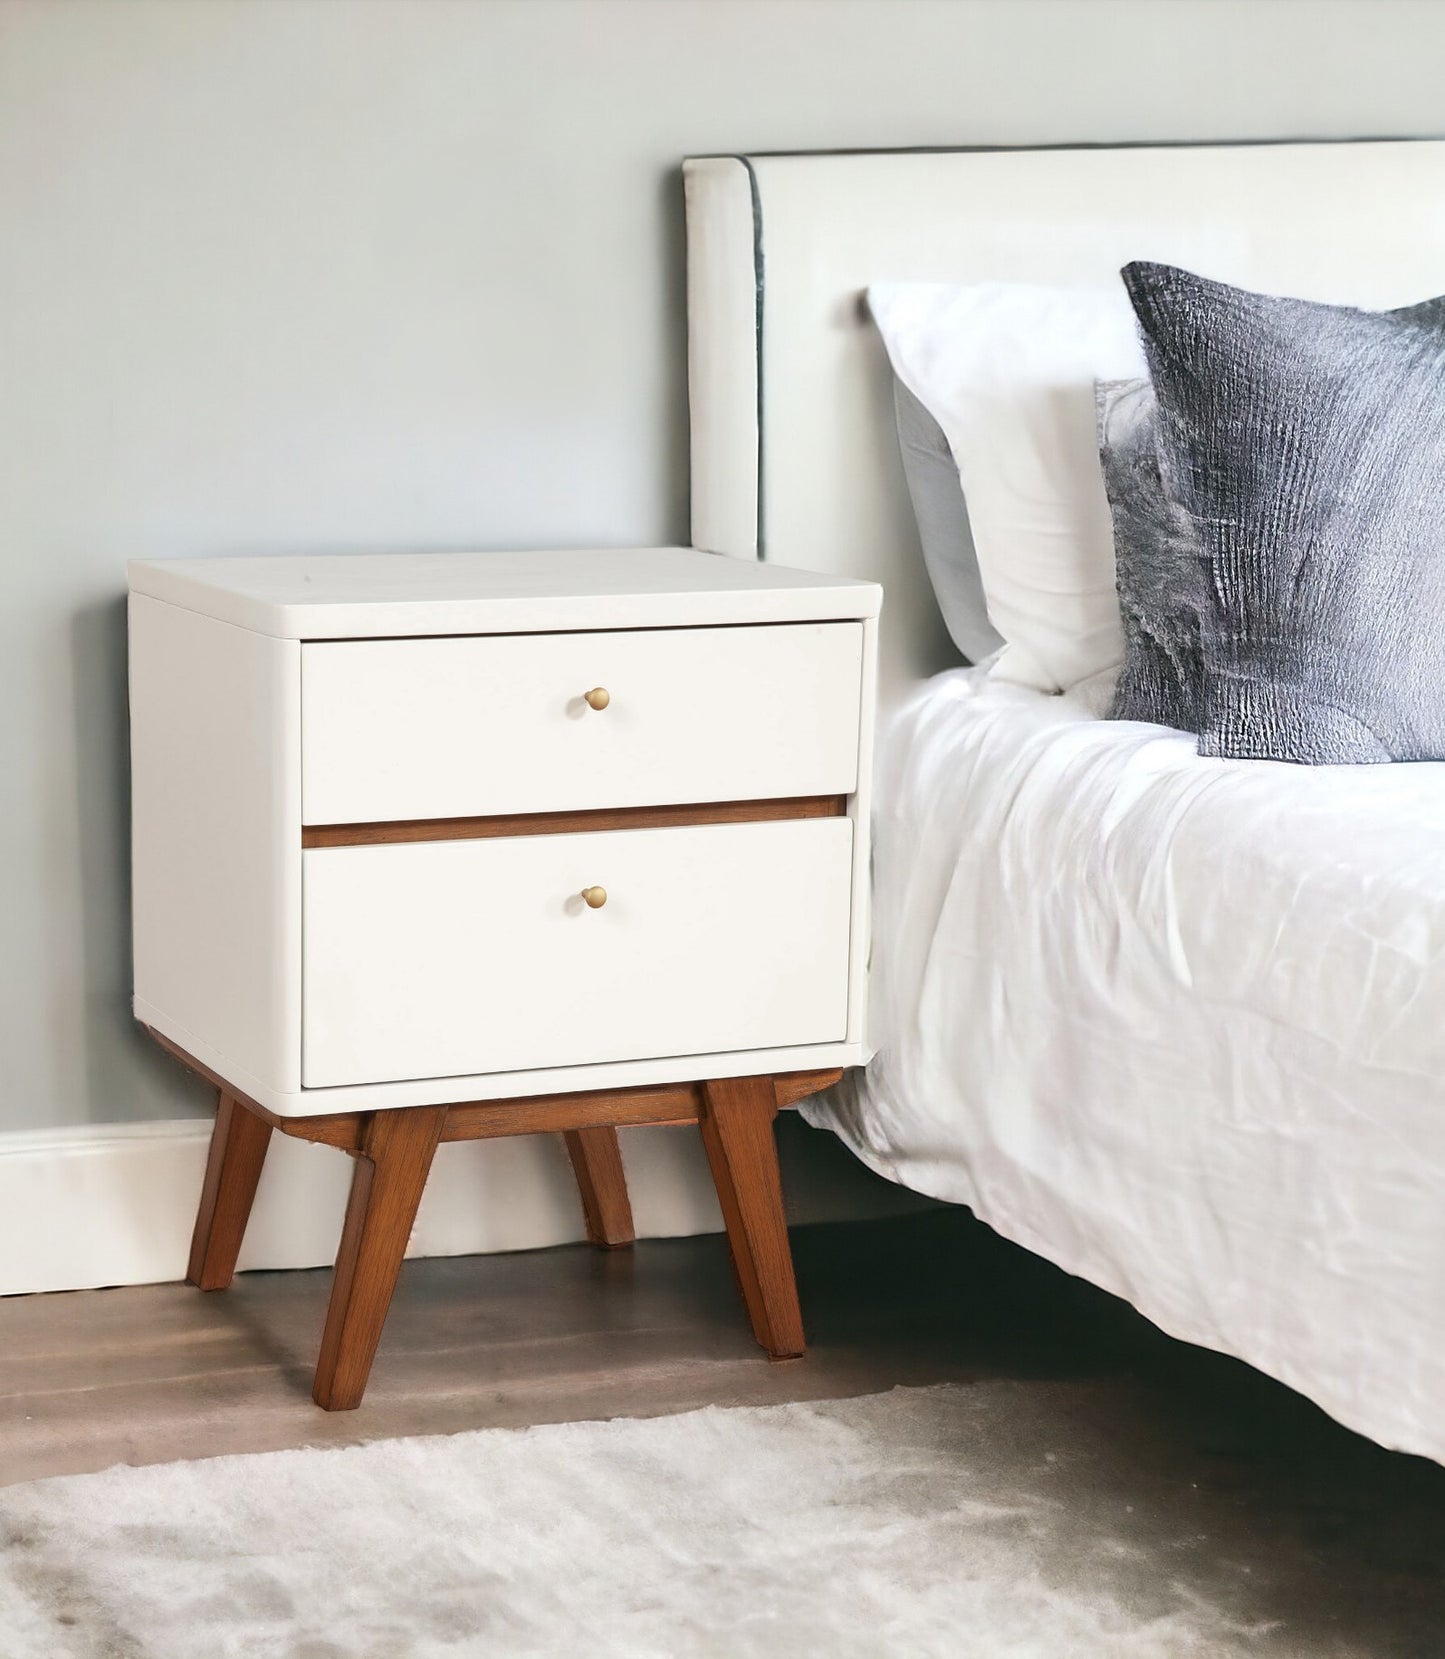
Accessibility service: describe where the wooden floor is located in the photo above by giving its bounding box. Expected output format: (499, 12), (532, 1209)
(4, 1209), (1445, 1652)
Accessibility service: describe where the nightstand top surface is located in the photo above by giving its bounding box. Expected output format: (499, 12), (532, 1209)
(128, 546), (881, 638)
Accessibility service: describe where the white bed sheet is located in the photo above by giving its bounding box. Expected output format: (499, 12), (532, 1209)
(807, 667), (1445, 1463)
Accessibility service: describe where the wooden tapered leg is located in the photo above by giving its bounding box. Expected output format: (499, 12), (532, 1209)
(313, 1107), (446, 1411)
(563, 1127), (636, 1248)
(698, 1075), (804, 1359)
(187, 1090), (274, 1291)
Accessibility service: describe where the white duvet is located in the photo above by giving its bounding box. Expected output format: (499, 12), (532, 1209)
(808, 667), (1445, 1463)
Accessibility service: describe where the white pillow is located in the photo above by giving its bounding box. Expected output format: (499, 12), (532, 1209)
(868, 281), (1146, 693)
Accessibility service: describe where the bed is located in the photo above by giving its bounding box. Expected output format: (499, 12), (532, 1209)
(683, 142), (1445, 1464)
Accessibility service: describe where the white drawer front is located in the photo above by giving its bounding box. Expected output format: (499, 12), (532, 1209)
(301, 623), (862, 824)
(301, 818), (854, 1087)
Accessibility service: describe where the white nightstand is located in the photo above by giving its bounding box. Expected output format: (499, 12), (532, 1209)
(128, 546), (880, 1408)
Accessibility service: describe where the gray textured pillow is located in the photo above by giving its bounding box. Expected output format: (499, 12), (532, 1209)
(891, 376), (1005, 666)
(1123, 261), (1445, 764)
(1096, 377), (1208, 734)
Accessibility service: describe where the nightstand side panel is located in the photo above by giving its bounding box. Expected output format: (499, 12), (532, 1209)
(129, 594), (302, 1096)
(846, 614), (880, 1053)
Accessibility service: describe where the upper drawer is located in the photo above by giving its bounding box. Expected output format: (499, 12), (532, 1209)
(301, 622), (863, 825)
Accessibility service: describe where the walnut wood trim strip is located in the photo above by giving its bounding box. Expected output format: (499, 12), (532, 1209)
(438, 1068), (841, 1140)
(143, 1027), (842, 1152)
(774, 1068), (843, 1109)
(301, 795), (847, 848)
(141, 1030), (359, 1146)
(145, 1029), (279, 1124)
(440, 1084), (697, 1140)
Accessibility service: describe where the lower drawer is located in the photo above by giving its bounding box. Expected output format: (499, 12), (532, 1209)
(301, 818), (854, 1087)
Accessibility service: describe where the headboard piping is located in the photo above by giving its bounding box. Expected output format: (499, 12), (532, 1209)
(739, 156), (766, 560)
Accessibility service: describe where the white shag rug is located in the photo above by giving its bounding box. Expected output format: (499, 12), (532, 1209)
(0, 1385), (1288, 1659)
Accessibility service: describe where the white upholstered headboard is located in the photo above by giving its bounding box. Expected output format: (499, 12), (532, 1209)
(683, 142), (1445, 707)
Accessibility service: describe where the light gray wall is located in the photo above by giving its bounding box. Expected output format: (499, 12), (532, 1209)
(3, 0), (1442, 1132)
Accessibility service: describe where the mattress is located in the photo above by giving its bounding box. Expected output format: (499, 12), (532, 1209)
(807, 667), (1445, 1463)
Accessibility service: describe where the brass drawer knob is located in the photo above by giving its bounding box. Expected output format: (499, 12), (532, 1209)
(583, 686), (611, 711)
(581, 886), (608, 909)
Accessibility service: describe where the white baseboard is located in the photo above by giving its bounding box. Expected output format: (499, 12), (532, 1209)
(0, 1113), (924, 1298)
